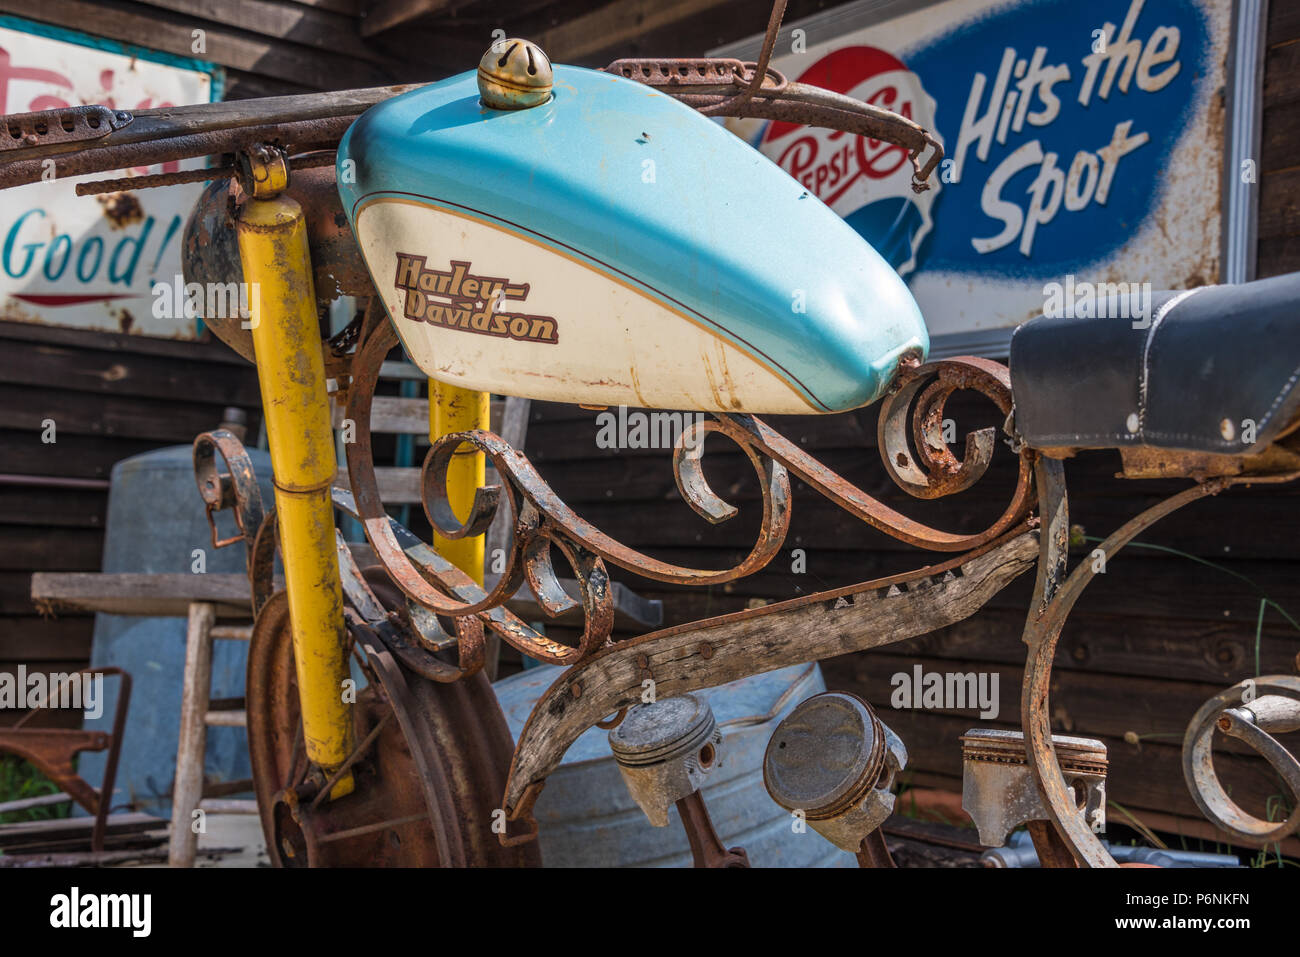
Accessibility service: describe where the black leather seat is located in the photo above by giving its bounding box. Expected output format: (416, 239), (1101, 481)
(1010, 272), (1300, 455)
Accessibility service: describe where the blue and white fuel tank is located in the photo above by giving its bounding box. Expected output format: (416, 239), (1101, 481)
(336, 41), (927, 414)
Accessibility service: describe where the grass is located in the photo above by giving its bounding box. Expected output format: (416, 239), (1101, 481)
(0, 755), (72, 827)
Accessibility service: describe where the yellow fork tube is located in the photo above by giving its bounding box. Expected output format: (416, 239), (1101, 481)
(239, 196), (355, 796)
(429, 381), (488, 583)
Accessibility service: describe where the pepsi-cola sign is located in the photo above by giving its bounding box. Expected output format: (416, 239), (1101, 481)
(761, 46), (940, 277)
(719, 0), (1238, 340)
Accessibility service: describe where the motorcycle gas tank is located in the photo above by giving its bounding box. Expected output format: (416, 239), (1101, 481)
(336, 65), (927, 413)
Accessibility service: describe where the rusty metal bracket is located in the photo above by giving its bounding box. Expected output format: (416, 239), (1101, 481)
(0, 86), (422, 190)
(337, 309), (1034, 684)
(0, 105), (131, 157)
(193, 429), (271, 616)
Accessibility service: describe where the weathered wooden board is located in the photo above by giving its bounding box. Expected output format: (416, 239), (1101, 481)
(505, 530), (1039, 813)
(821, 650), (1275, 759)
(30, 572), (263, 618)
(0, 618), (96, 660)
(0, 0), (388, 90)
(0, 487), (107, 529)
(0, 383), (245, 444)
(0, 431), (165, 480)
(0, 338), (261, 407)
(0, 527), (103, 573)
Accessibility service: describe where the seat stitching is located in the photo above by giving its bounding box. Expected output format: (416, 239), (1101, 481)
(1137, 287), (1209, 435)
(1253, 363), (1300, 439)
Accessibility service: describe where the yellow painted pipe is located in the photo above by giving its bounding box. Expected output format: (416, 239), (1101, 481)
(429, 381), (488, 584)
(239, 195), (354, 798)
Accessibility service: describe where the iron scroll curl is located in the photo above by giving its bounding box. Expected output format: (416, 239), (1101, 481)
(340, 318), (1036, 671)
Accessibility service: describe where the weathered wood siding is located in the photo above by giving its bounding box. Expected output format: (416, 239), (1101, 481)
(0, 322), (261, 728)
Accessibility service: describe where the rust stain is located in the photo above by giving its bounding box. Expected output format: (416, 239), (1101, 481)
(95, 191), (143, 229)
(699, 349), (726, 409)
(627, 364), (649, 407)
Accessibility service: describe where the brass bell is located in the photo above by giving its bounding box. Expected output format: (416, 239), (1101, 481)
(477, 38), (553, 110)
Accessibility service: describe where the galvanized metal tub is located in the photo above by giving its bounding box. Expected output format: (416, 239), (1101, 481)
(494, 662), (854, 867)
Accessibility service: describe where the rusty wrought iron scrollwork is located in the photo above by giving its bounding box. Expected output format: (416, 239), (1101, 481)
(1182, 675), (1300, 847)
(341, 317), (614, 665)
(337, 297), (1034, 672)
(1017, 459), (1300, 867)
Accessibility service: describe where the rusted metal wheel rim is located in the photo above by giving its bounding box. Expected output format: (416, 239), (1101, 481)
(247, 587), (540, 867)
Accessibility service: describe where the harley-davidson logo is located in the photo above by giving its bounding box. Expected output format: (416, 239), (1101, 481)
(394, 253), (558, 344)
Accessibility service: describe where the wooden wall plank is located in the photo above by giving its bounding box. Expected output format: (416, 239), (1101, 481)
(0, 487), (106, 529)
(821, 650), (1270, 758)
(0, 527), (103, 572)
(1262, 37), (1300, 112)
(0, 432), (172, 480)
(1267, 1), (1300, 46)
(288, 0), (359, 15)
(0, 383), (251, 443)
(624, 552), (1300, 625)
(0, 339), (261, 407)
(0, 0), (390, 90)
(0, 619), (95, 661)
(1259, 167), (1300, 240)
(537, 0), (738, 61)
(361, 0), (457, 37)
(1258, 234), (1300, 278)
(0, 322), (249, 366)
(129, 0), (383, 62)
(0, 573), (53, 617)
(222, 67), (317, 99)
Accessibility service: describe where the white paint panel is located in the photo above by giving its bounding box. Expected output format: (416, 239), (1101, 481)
(356, 198), (817, 413)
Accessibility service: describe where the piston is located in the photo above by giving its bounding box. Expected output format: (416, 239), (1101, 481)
(961, 728), (1108, 848)
(608, 693), (722, 827)
(762, 691), (907, 856)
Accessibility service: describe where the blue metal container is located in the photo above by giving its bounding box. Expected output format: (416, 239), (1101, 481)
(494, 662), (854, 867)
(78, 445), (273, 817)
(337, 64), (927, 414)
